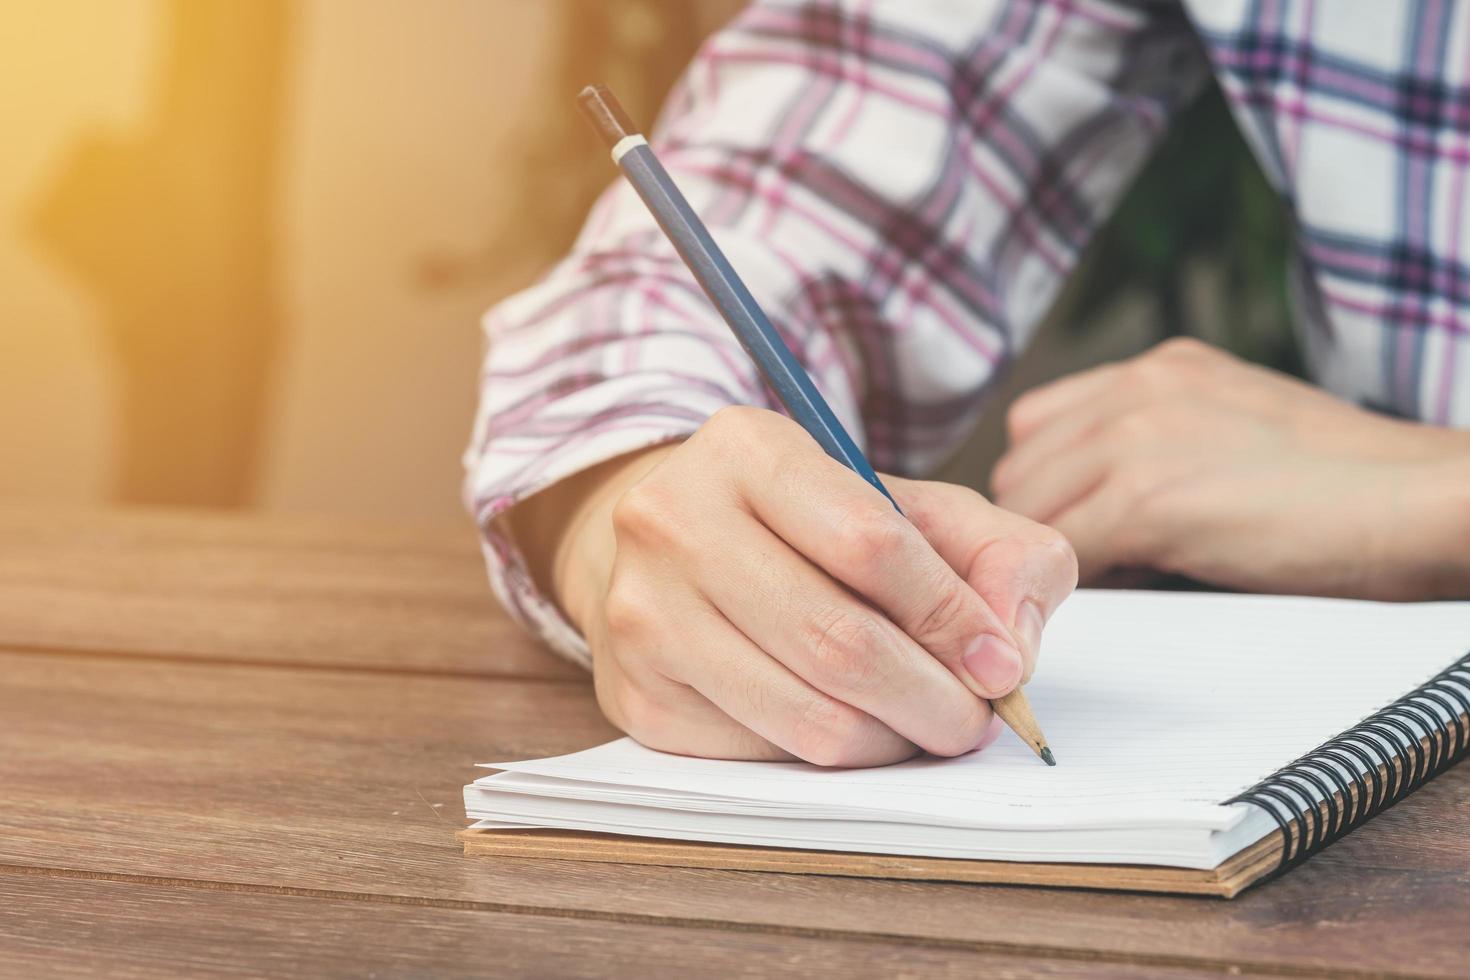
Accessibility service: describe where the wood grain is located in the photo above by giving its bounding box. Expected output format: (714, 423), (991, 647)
(0, 505), (578, 678)
(4, 648), (1468, 978)
(0, 872), (1230, 980)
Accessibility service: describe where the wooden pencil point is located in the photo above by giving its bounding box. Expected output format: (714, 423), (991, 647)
(991, 688), (1053, 765)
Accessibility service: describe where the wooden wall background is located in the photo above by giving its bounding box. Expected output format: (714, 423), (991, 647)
(1, 0), (742, 522)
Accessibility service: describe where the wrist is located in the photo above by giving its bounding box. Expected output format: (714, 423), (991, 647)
(506, 443), (680, 634)
(553, 445), (675, 631)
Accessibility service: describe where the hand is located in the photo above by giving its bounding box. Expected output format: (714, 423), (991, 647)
(992, 338), (1470, 599)
(527, 406), (1077, 767)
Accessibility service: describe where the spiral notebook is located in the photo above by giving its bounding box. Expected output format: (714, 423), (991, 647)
(462, 591), (1470, 897)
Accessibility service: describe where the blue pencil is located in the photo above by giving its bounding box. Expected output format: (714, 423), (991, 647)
(575, 84), (1053, 764)
(575, 84), (900, 511)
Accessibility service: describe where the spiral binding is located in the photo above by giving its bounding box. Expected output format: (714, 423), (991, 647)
(1225, 652), (1470, 875)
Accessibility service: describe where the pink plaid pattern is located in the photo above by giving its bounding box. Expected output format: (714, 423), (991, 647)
(465, 0), (1470, 664)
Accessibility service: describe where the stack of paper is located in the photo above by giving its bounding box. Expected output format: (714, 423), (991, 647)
(466, 591), (1469, 870)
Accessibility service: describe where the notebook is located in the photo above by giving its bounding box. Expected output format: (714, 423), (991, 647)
(462, 590), (1470, 897)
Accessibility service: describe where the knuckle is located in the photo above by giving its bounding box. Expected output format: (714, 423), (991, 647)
(613, 684), (673, 746)
(910, 578), (981, 650)
(790, 699), (873, 768)
(902, 481), (981, 542)
(707, 403), (757, 429)
(1005, 398), (1033, 442)
(1031, 526), (1080, 591)
(1031, 523), (1079, 569)
(1128, 344), (1188, 388)
(702, 404), (774, 448)
(1126, 355), (1167, 389)
(602, 577), (655, 640)
(610, 480), (674, 544)
(926, 709), (991, 758)
(1156, 335), (1209, 359)
(1111, 410), (1157, 444)
(1145, 337), (1222, 381)
(832, 504), (910, 577)
(805, 606), (886, 688)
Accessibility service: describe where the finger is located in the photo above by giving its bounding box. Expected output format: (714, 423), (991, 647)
(992, 386), (1140, 498)
(1005, 363), (1124, 441)
(597, 561), (800, 762)
(602, 562), (919, 767)
(646, 600), (920, 767)
(990, 433), (1114, 526)
(597, 658), (796, 762)
(693, 513), (994, 757)
(891, 478), (1078, 682)
(736, 435), (1028, 702)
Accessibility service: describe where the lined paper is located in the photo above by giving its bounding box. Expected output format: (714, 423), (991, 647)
(466, 590), (1469, 867)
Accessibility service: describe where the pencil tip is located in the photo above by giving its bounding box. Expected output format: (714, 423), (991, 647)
(1041, 746), (1056, 767)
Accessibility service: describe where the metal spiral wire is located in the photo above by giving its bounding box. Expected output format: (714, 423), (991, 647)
(1225, 652), (1470, 872)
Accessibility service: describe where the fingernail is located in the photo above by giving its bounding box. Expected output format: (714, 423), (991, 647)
(1016, 600), (1045, 660)
(962, 635), (1023, 698)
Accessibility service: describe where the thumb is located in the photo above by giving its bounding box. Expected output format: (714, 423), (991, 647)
(887, 477), (1078, 682)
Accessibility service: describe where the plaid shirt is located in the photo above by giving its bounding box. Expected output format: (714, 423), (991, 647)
(465, 0), (1470, 665)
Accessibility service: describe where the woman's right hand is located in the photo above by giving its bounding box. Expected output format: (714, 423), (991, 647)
(520, 405), (1077, 767)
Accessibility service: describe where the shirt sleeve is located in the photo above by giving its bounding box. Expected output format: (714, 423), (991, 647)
(463, 0), (1208, 667)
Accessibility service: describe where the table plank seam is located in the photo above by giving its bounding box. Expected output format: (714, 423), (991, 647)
(0, 863), (1433, 980)
(0, 643), (584, 684)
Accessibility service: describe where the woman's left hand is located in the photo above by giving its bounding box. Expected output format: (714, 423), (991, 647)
(991, 338), (1470, 600)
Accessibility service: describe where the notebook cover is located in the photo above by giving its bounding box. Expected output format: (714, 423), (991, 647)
(458, 826), (1284, 898)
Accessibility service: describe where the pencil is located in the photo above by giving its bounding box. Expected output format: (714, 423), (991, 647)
(576, 84), (1055, 766)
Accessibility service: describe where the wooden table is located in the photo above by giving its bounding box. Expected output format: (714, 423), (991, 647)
(2, 506), (1467, 978)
